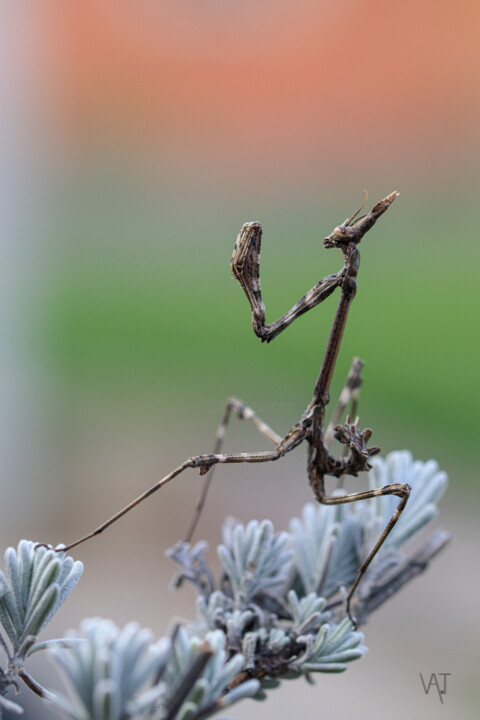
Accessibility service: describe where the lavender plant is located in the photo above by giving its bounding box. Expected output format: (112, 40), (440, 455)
(167, 450), (448, 694)
(0, 541), (83, 715)
(47, 619), (260, 720)
(0, 450), (448, 718)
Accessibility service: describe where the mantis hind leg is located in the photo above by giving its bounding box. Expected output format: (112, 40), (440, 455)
(316, 481), (411, 624)
(184, 397), (282, 542)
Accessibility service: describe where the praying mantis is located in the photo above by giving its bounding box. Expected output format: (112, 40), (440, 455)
(41, 191), (410, 623)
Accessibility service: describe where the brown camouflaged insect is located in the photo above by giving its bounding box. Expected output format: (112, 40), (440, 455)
(42, 191), (409, 623)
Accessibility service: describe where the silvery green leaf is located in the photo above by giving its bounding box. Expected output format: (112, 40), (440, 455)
(232, 523), (248, 581)
(322, 511), (363, 597)
(28, 547), (57, 599)
(167, 541), (215, 599)
(266, 628), (289, 652)
(24, 557), (61, 623)
(287, 591), (329, 635)
(0, 576), (20, 646)
(196, 592), (233, 634)
(216, 546), (239, 596)
(160, 628), (260, 720)
(130, 637), (170, 695)
(0, 541), (83, 654)
(257, 677), (281, 691)
(0, 694), (24, 714)
(223, 678), (261, 704)
(289, 503), (339, 596)
(293, 617), (366, 673)
(13, 635), (37, 662)
(185, 676), (208, 707)
(367, 451), (448, 548)
(19, 541), (34, 619)
(92, 678), (118, 720)
(225, 609), (256, 642)
(207, 653), (244, 700)
(5, 549), (23, 616)
(26, 637), (83, 655)
(175, 699), (197, 720)
(218, 519), (293, 603)
(50, 618), (171, 720)
(126, 682), (166, 717)
(22, 585), (59, 641)
(49, 561), (84, 628)
(290, 452), (449, 601)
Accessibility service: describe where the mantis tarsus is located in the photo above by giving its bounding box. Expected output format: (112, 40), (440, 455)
(42, 191), (410, 623)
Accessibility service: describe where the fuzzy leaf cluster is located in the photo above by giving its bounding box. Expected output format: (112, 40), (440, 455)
(0, 541), (83, 715)
(290, 450), (448, 602)
(171, 519), (366, 689)
(50, 618), (260, 720)
(170, 451), (448, 693)
(0, 451), (448, 719)
(218, 519), (294, 605)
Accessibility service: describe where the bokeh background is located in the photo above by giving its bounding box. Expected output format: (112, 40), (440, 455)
(0, 1), (478, 718)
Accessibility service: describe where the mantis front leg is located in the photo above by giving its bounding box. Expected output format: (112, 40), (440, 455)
(232, 192), (398, 346)
(231, 222), (344, 343)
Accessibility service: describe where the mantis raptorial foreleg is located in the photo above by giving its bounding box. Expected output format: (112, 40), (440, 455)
(231, 221), (343, 343)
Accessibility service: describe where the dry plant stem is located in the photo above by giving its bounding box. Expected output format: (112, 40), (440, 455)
(46, 192), (409, 623)
(164, 651), (213, 720)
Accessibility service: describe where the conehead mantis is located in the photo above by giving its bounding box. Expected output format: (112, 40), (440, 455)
(40, 191), (409, 623)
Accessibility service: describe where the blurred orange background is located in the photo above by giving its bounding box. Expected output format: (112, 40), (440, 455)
(57, 1), (478, 169)
(0, 2), (478, 718)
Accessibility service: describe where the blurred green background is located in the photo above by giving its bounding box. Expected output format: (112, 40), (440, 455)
(43, 179), (478, 475)
(0, 1), (478, 718)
